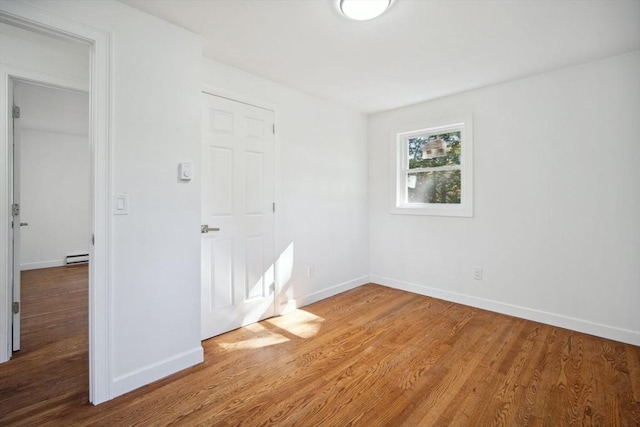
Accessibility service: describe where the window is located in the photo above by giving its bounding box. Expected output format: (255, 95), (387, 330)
(393, 117), (473, 217)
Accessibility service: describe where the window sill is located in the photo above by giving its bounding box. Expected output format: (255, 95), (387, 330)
(391, 203), (473, 217)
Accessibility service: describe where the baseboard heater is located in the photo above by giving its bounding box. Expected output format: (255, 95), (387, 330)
(65, 253), (89, 265)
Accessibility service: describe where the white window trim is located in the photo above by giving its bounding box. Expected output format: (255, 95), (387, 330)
(391, 115), (473, 217)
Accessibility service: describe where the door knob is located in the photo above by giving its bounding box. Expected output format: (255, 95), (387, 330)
(201, 225), (220, 233)
(20, 223), (28, 226)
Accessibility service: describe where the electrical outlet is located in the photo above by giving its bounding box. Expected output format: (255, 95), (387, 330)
(473, 267), (483, 280)
(307, 265), (314, 278)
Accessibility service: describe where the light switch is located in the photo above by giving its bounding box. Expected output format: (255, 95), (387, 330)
(179, 162), (193, 181)
(113, 194), (129, 215)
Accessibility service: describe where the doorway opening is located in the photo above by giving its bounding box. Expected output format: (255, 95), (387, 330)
(0, 4), (111, 403)
(11, 80), (90, 363)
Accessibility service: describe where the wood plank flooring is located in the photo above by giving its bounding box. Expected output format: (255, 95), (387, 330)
(1, 266), (638, 426)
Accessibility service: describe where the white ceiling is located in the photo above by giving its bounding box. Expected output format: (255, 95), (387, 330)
(120, 0), (640, 114)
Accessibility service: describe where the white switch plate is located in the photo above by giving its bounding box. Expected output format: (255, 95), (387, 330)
(113, 194), (129, 215)
(179, 162), (193, 181)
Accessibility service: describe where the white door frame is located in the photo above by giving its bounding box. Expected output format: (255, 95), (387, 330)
(0, 1), (112, 404)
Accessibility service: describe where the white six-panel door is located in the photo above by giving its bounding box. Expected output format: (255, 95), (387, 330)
(201, 93), (275, 340)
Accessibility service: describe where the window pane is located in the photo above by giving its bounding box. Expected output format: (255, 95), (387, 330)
(408, 131), (461, 169)
(407, 170), (461, 204)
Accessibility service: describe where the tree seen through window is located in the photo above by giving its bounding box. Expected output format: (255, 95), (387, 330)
(407, 131), (461, 204)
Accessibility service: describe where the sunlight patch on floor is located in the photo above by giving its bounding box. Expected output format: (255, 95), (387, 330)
(216, 310), (325, 351)
(266, 309), (324, 339)
(217, 323), (289, 351)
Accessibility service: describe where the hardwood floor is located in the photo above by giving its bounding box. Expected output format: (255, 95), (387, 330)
(0, 265), (89, 424)
(1, 268), (638, 426)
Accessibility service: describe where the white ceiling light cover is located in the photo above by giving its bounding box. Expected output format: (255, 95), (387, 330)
(340, 0), (391, 21)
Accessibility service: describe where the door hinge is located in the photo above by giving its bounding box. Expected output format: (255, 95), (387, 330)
(12, 302), (20, 314)
(12, 203), (19, 216)
(12, 105), (20, 119)
(92, 234), (95, 245)
(269, 283), (275, 293)
(272, 123), (275, 134)
(272, 202), (275, 213)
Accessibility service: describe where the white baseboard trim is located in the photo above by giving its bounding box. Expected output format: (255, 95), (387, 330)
(111, 346), (204, 399)
(371, 275), (640, 347)
(21, 260), (65, 270)
(280, 275), (371, 314)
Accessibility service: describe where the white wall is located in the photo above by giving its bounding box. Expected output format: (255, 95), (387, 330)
(368, 51), (640, 345)
(4, 0), (204, 399)
(18, 82), (90, 270)
(202, 58), (370, 310)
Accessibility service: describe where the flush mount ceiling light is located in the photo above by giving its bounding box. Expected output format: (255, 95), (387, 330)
(340, 0), (391, 21)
